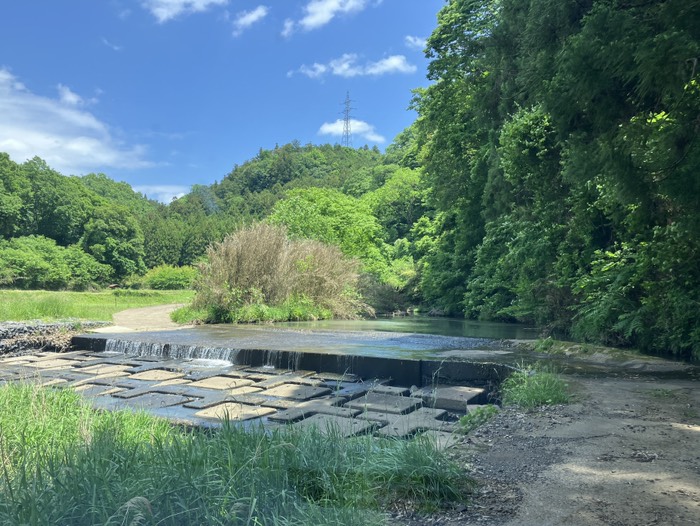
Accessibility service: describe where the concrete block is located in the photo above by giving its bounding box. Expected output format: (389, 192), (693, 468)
(345, 392), (422, 415)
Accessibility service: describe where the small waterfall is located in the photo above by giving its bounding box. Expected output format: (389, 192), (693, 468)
(262, 350), (304, 370)
(104, 339), (242, 363)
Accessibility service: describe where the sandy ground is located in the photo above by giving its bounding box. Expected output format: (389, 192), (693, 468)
(91, 304), (190, 333)
(391, 373), (700, 526)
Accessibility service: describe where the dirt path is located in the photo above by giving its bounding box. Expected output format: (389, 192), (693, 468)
(94, 304), (189, 332)
(392, 373), (700, 525)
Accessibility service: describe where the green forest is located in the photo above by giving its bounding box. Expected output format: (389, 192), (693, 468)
(1, 0), (698, 359)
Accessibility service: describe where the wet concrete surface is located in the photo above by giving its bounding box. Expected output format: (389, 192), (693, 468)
(0, 349), (488, 442)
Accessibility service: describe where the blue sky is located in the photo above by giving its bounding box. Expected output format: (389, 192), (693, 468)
(0, 0), (443, 202)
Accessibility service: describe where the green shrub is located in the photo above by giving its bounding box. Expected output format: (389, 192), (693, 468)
(142, 264), (197, 290)
(500, 366), (570, 408)
(0, 235), (112, 290)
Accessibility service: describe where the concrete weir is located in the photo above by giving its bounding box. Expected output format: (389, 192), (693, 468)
(72, 330), (514, 388)
(0, 327), (516, 441)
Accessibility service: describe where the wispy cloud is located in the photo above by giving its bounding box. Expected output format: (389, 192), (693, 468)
(133, 184), (188, 203)
(141, 0), (228, 23)
(101, 37), (123, 51)
(284, 0), (378, 36)
(319, 118), (385, 143)
(404, 35), (426, 51)
(291, 53), (416, 79)
(0, 68), (151, 175)
(57, 84), (98, 106)
(232, 5), (268, 36)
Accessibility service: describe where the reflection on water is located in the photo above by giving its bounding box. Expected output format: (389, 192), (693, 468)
(281, 317), (539, 340)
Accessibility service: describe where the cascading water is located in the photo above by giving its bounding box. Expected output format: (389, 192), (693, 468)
(104, 338), (243, 363)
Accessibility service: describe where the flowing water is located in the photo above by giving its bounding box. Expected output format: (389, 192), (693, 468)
(96, 317), (531, 362)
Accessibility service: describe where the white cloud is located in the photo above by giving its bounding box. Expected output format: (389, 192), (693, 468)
(57, 84), (84, 106)
(404, 35), (426, 50)
(294, 53), (416, 79)
(101, 37), (123, 52)
(141, 0), (228, 23)
(364, 55), (416, 75)
(133, 184), (188, 203)
(232, 5), (268, 36)
(281, 18), (295, 38)
(319, 118), (385, 143)
(301, 0), (368, 30)
(0, 68), (151, 175)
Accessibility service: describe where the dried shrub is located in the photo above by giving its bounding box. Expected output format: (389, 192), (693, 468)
(194, 223), (369, 322)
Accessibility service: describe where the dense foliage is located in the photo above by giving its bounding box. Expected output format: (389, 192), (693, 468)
(412, 0), (700, 358)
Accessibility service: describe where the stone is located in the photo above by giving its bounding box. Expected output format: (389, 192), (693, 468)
(416, 386), (485, 412)
(189, 376), (255, 390)
(263, 383), (331, 401)
(25, 358), (81, 370)
(292, 414), (377, 437)
(344, 392), (422, 415)
(76, 363), (134, 375)
(120, 392), (193, 410)
(375, 407), (455, 438)
(129, 369), (185, 381)
(369, 384), (411, 396)
(268, 397), (356, 423)
(195, 403), (276, 421)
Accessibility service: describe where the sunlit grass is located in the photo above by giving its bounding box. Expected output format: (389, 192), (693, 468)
(500, 365), (570, 408)
(0, 383), (470, 525)
(0, 289), (195, 322)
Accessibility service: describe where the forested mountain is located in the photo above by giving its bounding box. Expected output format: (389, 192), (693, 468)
(1, 0), (698, 358)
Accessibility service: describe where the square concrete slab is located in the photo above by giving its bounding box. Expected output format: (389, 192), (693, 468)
(418, 386), (485, 411)
(375, 407), (454, 438)
(369, 385), (411, 396)
(129, 370), (186, 381)
(25, 358), (82, 370)
(78, 364), (134, 375)
(121, 392), (193, 409)
(195, 403), (276, 421)
(345, 392), (422, 415)
(292, 413), (377, 437)
(263, 384), (331, 401)
(189, 376), (255, 390)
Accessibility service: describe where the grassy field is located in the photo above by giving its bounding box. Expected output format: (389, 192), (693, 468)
(0, 289), (195, 322)
(0, 383), (469, 525)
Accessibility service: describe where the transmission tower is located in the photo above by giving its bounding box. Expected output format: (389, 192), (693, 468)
(341, 91), (354, 147)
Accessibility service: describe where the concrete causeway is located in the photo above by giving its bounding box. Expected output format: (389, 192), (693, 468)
(0, 346), (497, 445)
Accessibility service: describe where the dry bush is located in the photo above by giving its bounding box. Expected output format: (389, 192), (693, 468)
(194, 223), (368, 320)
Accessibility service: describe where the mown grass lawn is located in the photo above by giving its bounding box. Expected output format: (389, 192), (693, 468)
(0, 289), (195, 322)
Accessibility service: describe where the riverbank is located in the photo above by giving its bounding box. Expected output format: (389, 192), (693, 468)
(391, 372), (700, 525)
(0, 321), (109, 356)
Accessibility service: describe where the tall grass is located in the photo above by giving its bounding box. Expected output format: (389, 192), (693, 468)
(500, 365), (570, 408)
(192, 223), (369, 323)
(0, 384), (469, 525)
(0, 289), (195, 322)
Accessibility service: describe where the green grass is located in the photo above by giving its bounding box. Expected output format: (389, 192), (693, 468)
(0, 289), (195, 322)
(0, 383), (470, 525)
(500, 365), (570, 408)
(172, 296), (334, 324)
(458, 405), (499, 434)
